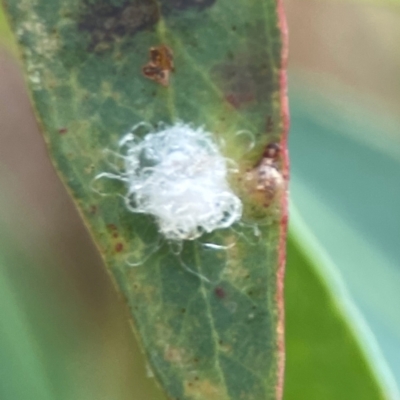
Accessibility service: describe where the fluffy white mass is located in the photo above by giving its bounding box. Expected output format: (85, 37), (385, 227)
(116, 122), (243, 241)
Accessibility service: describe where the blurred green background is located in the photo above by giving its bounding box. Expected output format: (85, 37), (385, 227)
(0, 0), (400, 398)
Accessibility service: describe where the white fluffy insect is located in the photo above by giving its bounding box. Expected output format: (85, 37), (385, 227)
(97, 122), (243, 241)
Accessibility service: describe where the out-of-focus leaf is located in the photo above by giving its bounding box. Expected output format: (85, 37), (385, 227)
(0, 5), (15, 50)
(285, 207), (399, 400)
(289, 76), (400, 384)
(0, 170), (168, 400)
(0, 249), (54, 400)
(2, 1), (289, 399)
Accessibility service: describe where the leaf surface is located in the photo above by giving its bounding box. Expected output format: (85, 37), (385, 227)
(2, 1), (289, 399)
(285, 207), (398, 400)
(288, 78), (400, 393)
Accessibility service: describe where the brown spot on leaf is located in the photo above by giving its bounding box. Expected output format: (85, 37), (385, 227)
(89, 205), (97, 215)
(79, 0), (160, 52)
(160, 0), (216, 13)
(107, 224), (119, 238)
(214, 286), (226, 299)
(142, 45), (174, 86)
(263, 142), (280, 161)
(58, 127), (68, 134)
(115, 243), (124, 252)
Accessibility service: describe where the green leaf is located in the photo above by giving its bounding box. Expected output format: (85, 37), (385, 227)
(289, 76), (400, 383)
(0, 252), (54, 400)
(2, 1), (288, 399)
(285, 206), (398, 400)
(0, 4), (14, 50)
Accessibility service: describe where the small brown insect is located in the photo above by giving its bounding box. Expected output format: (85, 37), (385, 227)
(246, 142), (284, 207)
(254, 158), (284, 202)
(262, 142), (280, 163)
(142, 45), (174, 87)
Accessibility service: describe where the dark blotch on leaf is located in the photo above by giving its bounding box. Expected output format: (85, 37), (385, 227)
(89, 205), (98, 215)
(214, 52), (274, 110)
(115, 243), (124, 252)
(159, 0), (216, 13)
(78, 0), (160, 52)
(214, 286), (226, 299)
(107, 224), (119, 238)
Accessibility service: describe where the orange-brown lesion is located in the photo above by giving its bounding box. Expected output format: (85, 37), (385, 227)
(142, 45), (175, 87)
